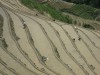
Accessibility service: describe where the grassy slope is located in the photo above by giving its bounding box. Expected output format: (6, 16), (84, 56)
(61, 4), (100, 20)
(20, 0), (72, 24)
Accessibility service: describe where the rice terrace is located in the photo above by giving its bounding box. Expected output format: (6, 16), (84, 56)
(0, 0), (100, 75)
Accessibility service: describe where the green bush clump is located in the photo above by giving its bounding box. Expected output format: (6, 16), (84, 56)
(83, 24), (95, 30)
(20, 0), (72, 24)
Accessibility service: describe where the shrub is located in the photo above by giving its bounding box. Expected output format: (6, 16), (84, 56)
(82, 24), (95, 30)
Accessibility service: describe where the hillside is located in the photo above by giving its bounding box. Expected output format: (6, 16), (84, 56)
(0, 0), (100, 75)
(63, 0), (100, 8)
(20, 0), (100, 30)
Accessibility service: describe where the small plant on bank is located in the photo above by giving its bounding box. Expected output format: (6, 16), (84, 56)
(82, 23), (95, 30)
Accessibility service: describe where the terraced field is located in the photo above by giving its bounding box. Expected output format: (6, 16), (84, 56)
(0, 0), (100, 75)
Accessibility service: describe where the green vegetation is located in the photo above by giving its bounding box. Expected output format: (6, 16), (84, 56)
(63, 0), (100, 8)
(95, 9), (100, 21)
(61, 4), (99, 20)
(0, 15), (3, 36)
(20, 0), (72, 24)
(96, 17), (100, 21)
(82, 23), (95, 30)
